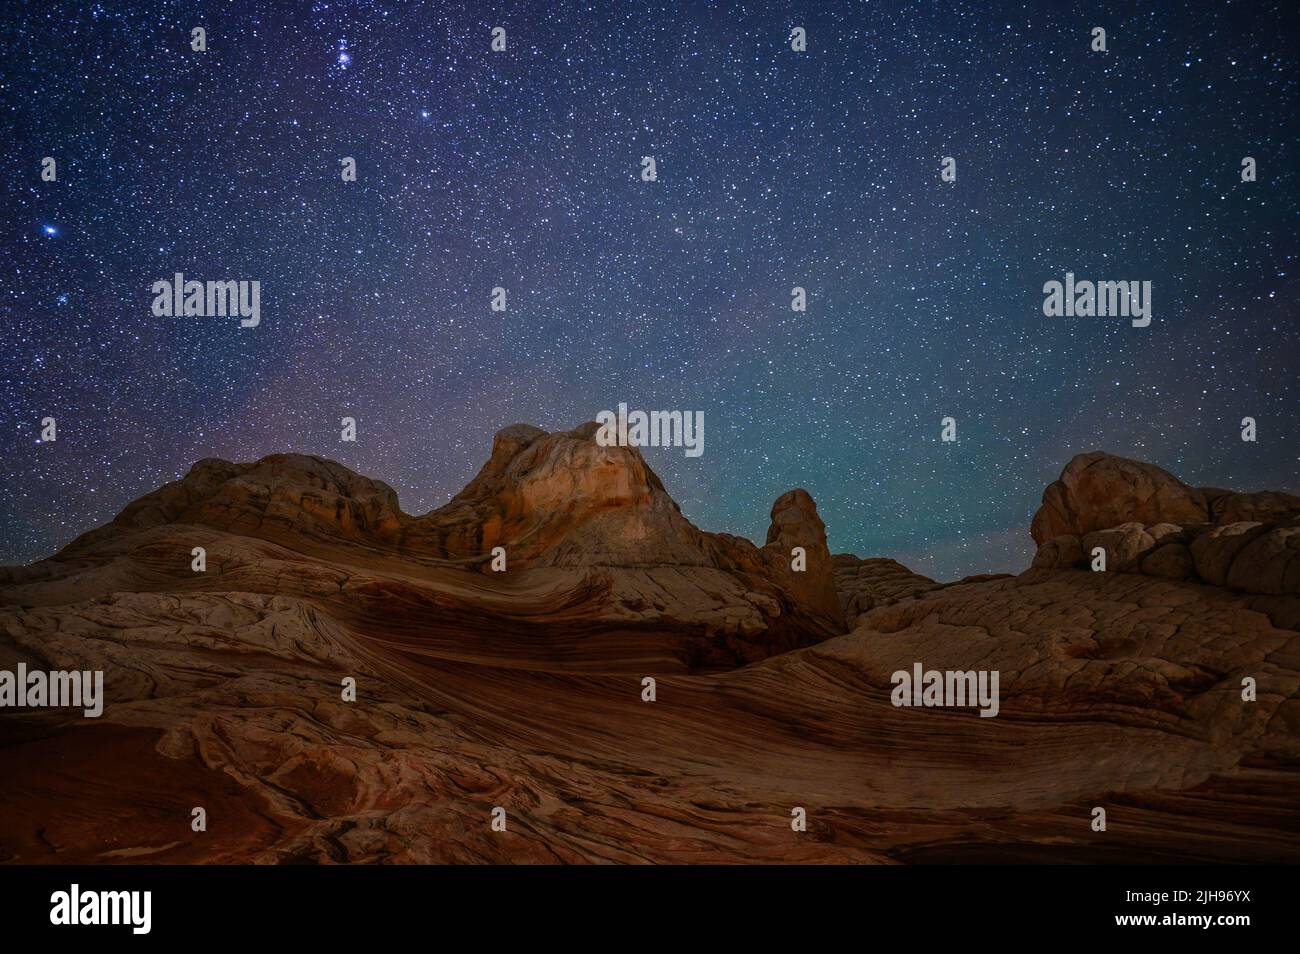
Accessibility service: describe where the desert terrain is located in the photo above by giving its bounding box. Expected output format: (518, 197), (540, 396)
(1, 424), (1297, 863)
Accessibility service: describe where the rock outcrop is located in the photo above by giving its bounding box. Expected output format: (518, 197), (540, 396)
(1030, 452), (1210, 543)
(2, 424), (845, 668)
(1031, 453), (1300, 597)
(1, 437), (1297, 864)
(763, 489), (843, 625)
(831, 554), (939, 627)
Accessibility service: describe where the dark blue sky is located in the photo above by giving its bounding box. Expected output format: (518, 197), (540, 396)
(3, 0), (1297, 579)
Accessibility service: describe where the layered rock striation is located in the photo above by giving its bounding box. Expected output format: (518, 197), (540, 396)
(1, 435), (1296, 864)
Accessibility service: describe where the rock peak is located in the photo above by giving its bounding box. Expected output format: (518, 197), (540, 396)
(764, 487), (842, 627)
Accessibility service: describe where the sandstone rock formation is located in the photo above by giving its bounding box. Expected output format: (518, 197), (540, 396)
(831, 554), (938, 627)
(1030, 452), (1300, 600)
(1, 436), (1297, 864)
(3, 423), (844, 669)
(1030, 452), (1210, 543)
(764, 489), (843, 625)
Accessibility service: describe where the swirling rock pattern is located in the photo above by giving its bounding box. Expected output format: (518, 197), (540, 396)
(1, 437), (1297, 863)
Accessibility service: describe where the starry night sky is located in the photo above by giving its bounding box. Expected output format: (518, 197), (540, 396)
(3, 0), (1297, 580)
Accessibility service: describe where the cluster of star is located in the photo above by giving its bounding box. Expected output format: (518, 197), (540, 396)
(3, 0), (1296, 578)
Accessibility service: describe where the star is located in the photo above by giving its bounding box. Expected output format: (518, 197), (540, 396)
(0, 1), (1295, 582)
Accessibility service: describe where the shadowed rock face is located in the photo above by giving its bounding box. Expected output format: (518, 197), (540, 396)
(764, 489), (842, 624)
(831, 555), (938, 628)
(1031, 452), (1211, 544)
(1031, 452), (1300, 602)
(1, 437), (1298, 864)
(1031, 451), (1300, 546)
(4, 424), (844, 667)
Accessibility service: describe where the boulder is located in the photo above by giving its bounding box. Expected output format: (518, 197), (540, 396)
(1030, 452), (1207, 545)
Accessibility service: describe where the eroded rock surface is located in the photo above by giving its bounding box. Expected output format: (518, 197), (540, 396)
(831, 554), (939, 627)
(1, 437), (1297, 863)
(1030, 453), (1300, 598)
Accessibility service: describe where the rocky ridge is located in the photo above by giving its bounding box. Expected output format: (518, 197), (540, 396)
(1, 430), (1297, 864)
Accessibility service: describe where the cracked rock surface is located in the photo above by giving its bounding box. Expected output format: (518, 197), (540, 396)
(1, 438), (1297, 863)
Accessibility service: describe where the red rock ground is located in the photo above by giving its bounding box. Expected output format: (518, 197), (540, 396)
(1, 426), (1297, 863)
